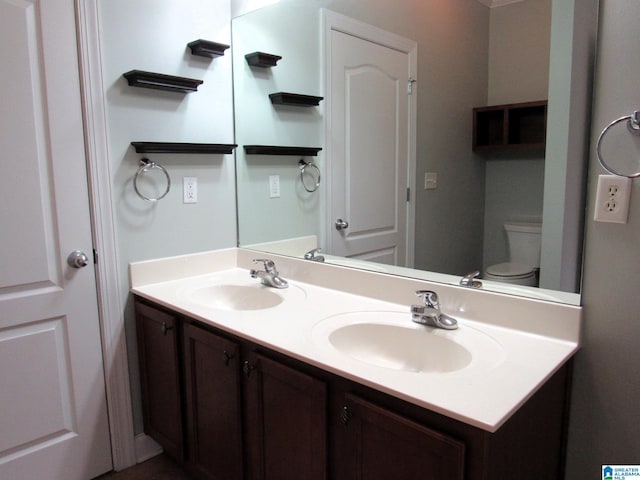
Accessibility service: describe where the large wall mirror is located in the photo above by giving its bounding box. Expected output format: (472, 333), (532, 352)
(231, 0), (598, 305)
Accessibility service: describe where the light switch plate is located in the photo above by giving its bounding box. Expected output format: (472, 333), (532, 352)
(269, 175), (281, 198)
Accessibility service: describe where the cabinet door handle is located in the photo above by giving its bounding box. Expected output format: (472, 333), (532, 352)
(161, 322), (174, 336)
(341, 406), (352, 426)
(223, 350), (234, 366)
(243, 360), (255, 378)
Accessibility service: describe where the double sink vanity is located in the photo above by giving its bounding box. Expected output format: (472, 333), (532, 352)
(130, 248), (581, 480)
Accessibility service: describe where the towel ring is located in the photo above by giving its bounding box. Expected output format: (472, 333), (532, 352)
(133, 158), (171, 202)
(596, 110), (640, 179)
(299, 159), (321, 192)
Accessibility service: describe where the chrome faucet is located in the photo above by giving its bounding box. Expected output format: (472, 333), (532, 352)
(249, 259), (289, 289)
(460, 270), (482, 288)
(410, 290), (458, 330)
(304, 247), (325, 262)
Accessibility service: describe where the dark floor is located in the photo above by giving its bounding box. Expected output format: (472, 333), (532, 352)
(96, 454), (193, 480)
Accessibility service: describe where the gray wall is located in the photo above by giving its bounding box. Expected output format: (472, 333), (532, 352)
(565, 1), (640, 477)
(482, 0), (550, 271)
(99, 0), (236, 434)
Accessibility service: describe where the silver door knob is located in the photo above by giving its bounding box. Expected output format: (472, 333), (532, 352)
(335, 219), (349, 230)
(67, 250), (89, 268)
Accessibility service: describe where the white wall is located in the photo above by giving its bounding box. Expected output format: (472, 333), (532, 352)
(99, 0), (236, 434)
(566, 1), (640, 476)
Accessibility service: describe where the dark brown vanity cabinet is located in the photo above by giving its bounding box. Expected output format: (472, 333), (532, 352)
(135, 301), (185, 461)
(136, 299), (326, 480)
(183, 322), (244, 479)
(340, 394), (465, 480)
(243, 352), (327, 480)
(135, 297), (572, 480)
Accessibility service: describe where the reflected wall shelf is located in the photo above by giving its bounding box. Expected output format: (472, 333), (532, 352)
(269, 92), (323, 107)
(123, 70), (203, 93)
(243, 145), (322, 156)
(188, 39), (230, 58)
(473, 100), (547, 152)
(245, 52), (282, 68)
(131, 142), (237, 155)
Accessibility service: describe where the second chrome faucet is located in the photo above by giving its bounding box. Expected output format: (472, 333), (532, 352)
(410, 290), (458, 330)
(250, 259), (289, 289)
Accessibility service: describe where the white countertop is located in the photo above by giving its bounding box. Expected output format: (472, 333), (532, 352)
(130, 248), (581, 433)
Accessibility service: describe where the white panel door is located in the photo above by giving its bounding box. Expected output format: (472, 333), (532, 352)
(0, 1), (112, 479)
(329, 29), (411, 266)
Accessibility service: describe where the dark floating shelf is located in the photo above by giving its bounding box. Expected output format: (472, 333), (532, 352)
(244, 145), (322, 156)
(187, 39), (230, 58)
(269, 92), (323, 107)
(123, 70), (203, 93)
(131, 142), (237, 155)
(245, 51), (282, 68)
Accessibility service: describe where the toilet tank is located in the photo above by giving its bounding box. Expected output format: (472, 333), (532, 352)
(504, 222), (542, 268)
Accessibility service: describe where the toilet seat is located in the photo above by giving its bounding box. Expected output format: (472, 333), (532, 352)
(484, 262), (537, 286)
(485, 262), (535, 279)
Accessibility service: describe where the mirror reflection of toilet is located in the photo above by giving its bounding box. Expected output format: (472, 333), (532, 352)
(484, 222), (542, 286)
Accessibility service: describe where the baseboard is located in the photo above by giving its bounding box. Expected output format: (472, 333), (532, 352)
(134, 433), (163, 463)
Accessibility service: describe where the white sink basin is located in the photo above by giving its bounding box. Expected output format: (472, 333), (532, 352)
(184, 281), (306, 311)
(312, 311), (505, 373)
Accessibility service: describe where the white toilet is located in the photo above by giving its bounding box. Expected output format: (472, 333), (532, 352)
(484, 222), (542, 286)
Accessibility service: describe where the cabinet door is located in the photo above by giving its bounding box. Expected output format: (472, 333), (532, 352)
(183, 323), (244, 480)
(135, 301), (184, 460)
(244, 353), (327, 480)
(342, 394), (465, 480)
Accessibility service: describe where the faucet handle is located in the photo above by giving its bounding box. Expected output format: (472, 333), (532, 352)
(252, 258), (276, 273)
(304, 248), (325, 262)
(304, 248), (320, 259)
(415, 290), (439, 310)
(460, 270), (482, 288)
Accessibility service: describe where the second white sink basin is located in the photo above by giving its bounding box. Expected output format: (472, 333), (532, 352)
(312, 311), (505, 373)
(329, 322), (471, 372)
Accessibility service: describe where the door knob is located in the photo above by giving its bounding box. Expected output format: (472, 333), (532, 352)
(335, 219), (349, 230)
(67, 250), (89, 268)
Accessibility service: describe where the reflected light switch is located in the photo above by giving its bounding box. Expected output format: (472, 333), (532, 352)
(424, 172), (437, 190)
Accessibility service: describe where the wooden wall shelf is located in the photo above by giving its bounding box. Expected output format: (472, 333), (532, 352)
(269, 92), (323, 107)
(243, 145), (322, 156)
(188, 39), (230, 58)
(123, 70), (203, 93)
(473, 100), (547, 152)
(131, 142), (237, 155)
(245, 52), (282, 68)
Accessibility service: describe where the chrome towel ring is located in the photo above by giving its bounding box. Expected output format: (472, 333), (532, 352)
(133, 158), (171, 202)
(299, 159), (321, 193)
(596, 110), (640, 179)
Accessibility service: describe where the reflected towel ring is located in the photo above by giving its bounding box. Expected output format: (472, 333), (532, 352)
(596, 110), (640, 179)
(133, 158), (171, 202)
(299, 159), (321, 192)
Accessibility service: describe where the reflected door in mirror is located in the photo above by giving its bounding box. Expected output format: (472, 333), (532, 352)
(328, 29), (412, 266)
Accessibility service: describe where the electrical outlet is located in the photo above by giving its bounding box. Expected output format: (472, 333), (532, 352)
(183, 176), (197, 204)
(593, 174), (631, 223)
(269, 175), (280, 198)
